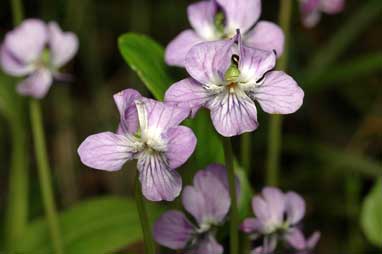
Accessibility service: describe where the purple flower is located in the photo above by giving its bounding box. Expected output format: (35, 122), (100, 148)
(300, 0), (345, 27)
(78, 89), (197, 201)
(241, 187), (320, 254)
(165, 0), (284, 67)
(154, 164), (231, 254)
(165, 32), (304, 137)
(0, 19), (78, 98)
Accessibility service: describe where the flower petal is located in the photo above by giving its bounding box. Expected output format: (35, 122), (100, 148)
(306, 231), (321, 249)
(217, 0), (261, 35)
(17, 68), (52, 99)
(0, 46), (33, 76)
(239, 46), (276, 85)
(252, 71), (304, 114)
(165, 78), (209, 116)
(241, 218), (261, 233)
(183, 169), (230, 225)
(205, 163), (240, 198)
(4, 19), (47, 64)
(187, 1), (218, 40)
(48, 22), (79, 68)
(190, 234), (223, 254)
(113, 89), (141, 134)
(251, 196), (271, 225)
(262, 187), (286, 225)
(285, 191), (306, 225)
(285, 228), (307, 250)
(137, 152), (182, 201)
(185, 39), (236, 85)
(77, 132), (136, 171)
(165, 126), (197, 169)
(320, 0), (345, 14)
(207, 90), (258, 137)
(153, 210), (195, 249)
(245, 21), (285, 57)
(165, 30), (202, 67)
(136, 98), (190, 132)
(302, 10), (322, 28)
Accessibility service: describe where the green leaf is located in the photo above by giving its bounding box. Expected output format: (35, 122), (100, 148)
(186, 110), (225, 168)
(19, 196), (163, 254)
(118, 33), (173, 100)
(361, 179), (382, 247)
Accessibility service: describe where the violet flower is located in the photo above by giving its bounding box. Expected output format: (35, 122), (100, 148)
(165, 32), (304, 137)
(78, 89), (197, 201)
(0, 19), (78, 98)
(165, 0), (284, 67)
(154, 164), (232, 254)
(241, 187), (320, 254)
(300, 0), (345, 28)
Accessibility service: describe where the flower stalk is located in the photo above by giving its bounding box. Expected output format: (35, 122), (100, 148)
(222, 137), (239, 254)
(30, 99), (63, 254)
(266, 0), (293, 186)
(5, 0), (28, 250)
(135, 176), (155, 254)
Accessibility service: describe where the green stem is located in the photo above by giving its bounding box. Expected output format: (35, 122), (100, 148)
(266, 0), (292, 186)
(222, 137), (239, 254)
(5, 0), (28, 251)
(5, 124), (28, 251)
(11, 0), (23, 25)
(240, 133), (251, 173)
(135, 177), (155, 254)
(30, 99), (63, 254)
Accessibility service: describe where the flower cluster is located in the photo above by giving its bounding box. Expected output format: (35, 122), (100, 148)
(241, 187), (320, 254)
(165, 0), (284, 67)
(300, 0), (345, 27)
(0, 19), (78, 98)
(0, 0), (325, 253)
(154, 164), (233, 254)
(78, 89), (197, 201)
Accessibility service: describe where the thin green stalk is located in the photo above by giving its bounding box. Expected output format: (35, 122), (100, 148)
(11, 0), (23, 25)
(266, 0), (292, 186)
(5, 0), (28, 250)
(240, 133), (251, 173)
(5, 124), (28, 251)
(135, 177), (155, 254)
(222, 137), (239, 254)
(30, 99), (63, 254)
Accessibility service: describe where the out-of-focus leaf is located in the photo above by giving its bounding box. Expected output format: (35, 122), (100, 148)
(285, 136), (382, 177)
(305, 53), (382, 91)
(303, 0), (382, 85)
(19, 196), (163, 254)
(118, 33), (173, 100)
(185, 110), (225, 169)
(361, 179), (382, 247)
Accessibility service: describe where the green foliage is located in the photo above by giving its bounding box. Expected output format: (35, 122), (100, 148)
(118, 33), (173, 100)
(361, 180), (382, 248)
(19, 197), (162, 254)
